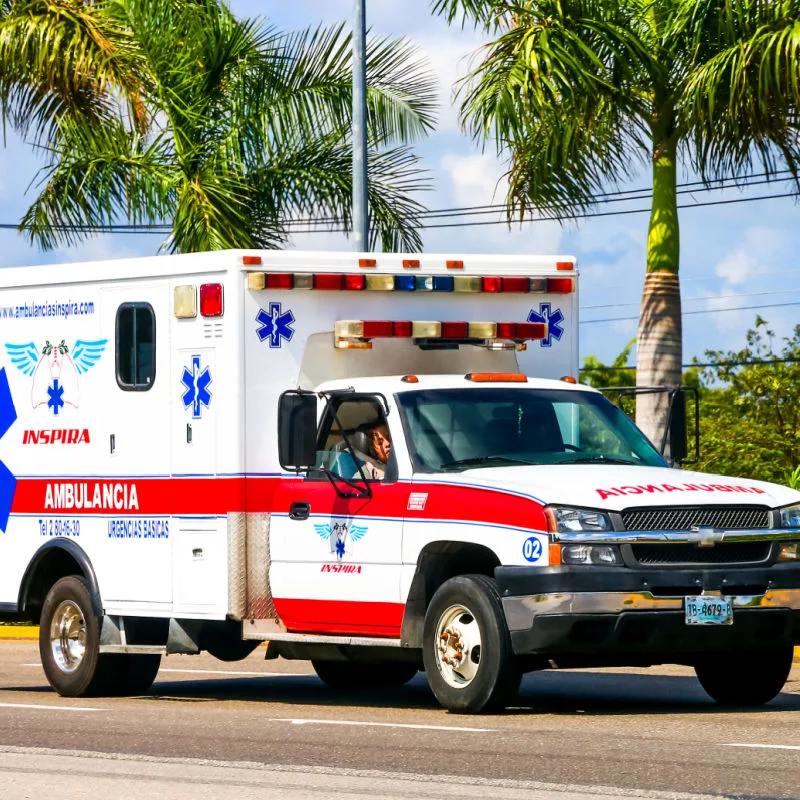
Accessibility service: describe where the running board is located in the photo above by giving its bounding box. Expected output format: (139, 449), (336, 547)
(242, 629), (402, 647)
(99, 644), (166, 655)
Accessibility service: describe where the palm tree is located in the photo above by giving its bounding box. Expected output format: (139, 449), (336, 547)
(432, 0), (800, 444)
(0, 0), (437, 253)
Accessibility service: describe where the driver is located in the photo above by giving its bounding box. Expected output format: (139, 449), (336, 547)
(351, 423), (391, 480)
(367, 423), (392, 478)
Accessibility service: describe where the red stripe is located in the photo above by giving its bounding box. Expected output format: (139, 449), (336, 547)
(272, 598), (404, 637)
(10, 476), (545, 530)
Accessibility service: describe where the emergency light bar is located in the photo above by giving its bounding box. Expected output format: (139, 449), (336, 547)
(334, 319), (547, 350)
(246, 272), (573, 294)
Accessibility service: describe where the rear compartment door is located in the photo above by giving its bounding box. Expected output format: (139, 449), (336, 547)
(170, 347), (221, 613)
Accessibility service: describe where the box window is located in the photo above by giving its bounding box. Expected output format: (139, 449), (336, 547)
(116, 303), (156, 390)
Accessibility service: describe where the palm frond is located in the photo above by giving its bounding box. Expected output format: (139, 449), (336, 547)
(253, 135), (430, 252)
(676, 0), (800, 182)
(0, 0), (144, 143)
(20, 116), (174, 250)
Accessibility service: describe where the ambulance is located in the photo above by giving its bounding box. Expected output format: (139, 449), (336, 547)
(0, 250), (798, 714)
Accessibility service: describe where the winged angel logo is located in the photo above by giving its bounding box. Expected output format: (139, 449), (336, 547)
(5, 339), (107, 415)
(314, 519), (368, 560)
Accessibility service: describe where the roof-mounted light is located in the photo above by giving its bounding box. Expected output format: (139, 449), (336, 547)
(244, 269), (573, 294)
(466, 373), (528, 383)
(333, 319), (548, 349)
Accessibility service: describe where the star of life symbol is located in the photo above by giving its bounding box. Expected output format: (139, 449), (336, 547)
(527, 303), (565, 348)
(48, 379), (65, 415)
(0, 368), (18, 533)
(4, 338), (106, 415)
(256, 302), (295, 348)
(181, 355), (212, 419)
(314, 519), (368, 560)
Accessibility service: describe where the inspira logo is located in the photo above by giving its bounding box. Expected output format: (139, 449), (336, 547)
(314, 519), (368, 560)
(5, 338), (106, 415)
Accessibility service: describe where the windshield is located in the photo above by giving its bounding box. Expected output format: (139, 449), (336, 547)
(396, 387), (667, 472)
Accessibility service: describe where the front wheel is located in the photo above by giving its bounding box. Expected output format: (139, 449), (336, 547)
(422, 574), (520, 714)
(695, 647), (794, 706)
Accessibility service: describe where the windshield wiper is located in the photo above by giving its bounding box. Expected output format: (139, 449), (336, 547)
(440, 456), (538, 470)
(567, 455), (638, 466)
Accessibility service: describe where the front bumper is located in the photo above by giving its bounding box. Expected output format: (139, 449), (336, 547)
(496, 563), (800, 659)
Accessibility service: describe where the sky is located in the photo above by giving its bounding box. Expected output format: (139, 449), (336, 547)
(1, 0), (799, 368)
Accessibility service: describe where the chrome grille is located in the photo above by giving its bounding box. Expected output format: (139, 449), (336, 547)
(631, 542), (771, 566)
(621, 506), (770, 532)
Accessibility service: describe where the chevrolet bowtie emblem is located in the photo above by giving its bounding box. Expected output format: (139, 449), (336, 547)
(690, 526), (725, 547)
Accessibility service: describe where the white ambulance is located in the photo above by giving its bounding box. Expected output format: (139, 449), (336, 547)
(0, 250), (798, 714)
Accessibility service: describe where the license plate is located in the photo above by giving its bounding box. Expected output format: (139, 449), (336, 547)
(685, 596), (733, 625)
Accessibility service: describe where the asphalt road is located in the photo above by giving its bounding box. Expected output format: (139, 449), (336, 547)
(0, 641), (798, 799)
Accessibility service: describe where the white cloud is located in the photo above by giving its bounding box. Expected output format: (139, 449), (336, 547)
(714, 227), (786, 285)
(440, 151), (508, 207)
(414, 32), (487, 135)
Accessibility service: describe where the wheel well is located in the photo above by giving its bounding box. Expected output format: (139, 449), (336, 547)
(400, 541), (501, 649)
(19, 541), (101, 622)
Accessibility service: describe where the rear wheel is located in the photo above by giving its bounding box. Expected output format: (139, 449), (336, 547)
(200, 621), (260, 662)
(40, 576), (106, 697)
(104, 653), (162, 696)
(312, 659), (418, 689)
(695, 647), (794, 706)
(39, 576), (161, 697)
(422, 574), (520, 714)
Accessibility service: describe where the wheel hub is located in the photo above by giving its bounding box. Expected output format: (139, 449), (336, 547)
(50, 600), (87, 675)
(435, 604), (481, 688)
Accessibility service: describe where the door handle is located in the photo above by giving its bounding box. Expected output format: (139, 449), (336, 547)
(289, 501), (311, 521)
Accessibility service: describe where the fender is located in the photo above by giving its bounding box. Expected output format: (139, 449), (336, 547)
(18, 539), (103, 619)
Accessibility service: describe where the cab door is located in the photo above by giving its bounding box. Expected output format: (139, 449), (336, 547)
(269, 395), (408, 637)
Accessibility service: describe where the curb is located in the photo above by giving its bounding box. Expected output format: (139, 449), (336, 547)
(0, 626), (38, 640)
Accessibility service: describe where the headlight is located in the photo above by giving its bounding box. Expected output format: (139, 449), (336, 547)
(778, 542), (800, 562)
(546, 506), (613, 533)
(779, 503), (800, 528)
(561, 544), (622, 566)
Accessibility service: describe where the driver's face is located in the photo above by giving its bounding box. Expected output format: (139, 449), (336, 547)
(371, 425), (391, 463)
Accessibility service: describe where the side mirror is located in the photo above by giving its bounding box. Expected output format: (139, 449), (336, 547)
(278, 391), (318, 471)
(666, 389), (687, 464)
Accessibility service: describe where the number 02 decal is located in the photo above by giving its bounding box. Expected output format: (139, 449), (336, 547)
(522, 536), (543, 563)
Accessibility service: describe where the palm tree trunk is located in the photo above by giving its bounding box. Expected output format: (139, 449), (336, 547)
(635, 135), (682, 454)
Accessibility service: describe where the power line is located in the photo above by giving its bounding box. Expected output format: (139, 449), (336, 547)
(592, 266), (800, 292)
(581, 287), (800, 311)
(0, 171), (796, 236)
(581, 300), (800, 324)
(283, 169), (798, 226)
(581, 357), (800, 372)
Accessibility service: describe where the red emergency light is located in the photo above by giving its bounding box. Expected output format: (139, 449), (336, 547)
(200, 283), (224, 317)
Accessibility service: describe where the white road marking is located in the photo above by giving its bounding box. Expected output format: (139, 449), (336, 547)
(722, 743), (800, 752)
(0, 702), (100, 712)
(274, 717), (495, 733)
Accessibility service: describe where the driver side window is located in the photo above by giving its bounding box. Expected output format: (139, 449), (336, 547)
(315, 398), (391, 482)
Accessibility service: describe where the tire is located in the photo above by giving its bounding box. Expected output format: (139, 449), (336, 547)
(39, 575), (161, 697)
(200, 622), (260, 662)
(312, 659), (418, 689)
(695, 647), (794, 706)
(39, 575), (106, 697)
(104, 654), (162, 696)
(422, 574), (520, 714)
